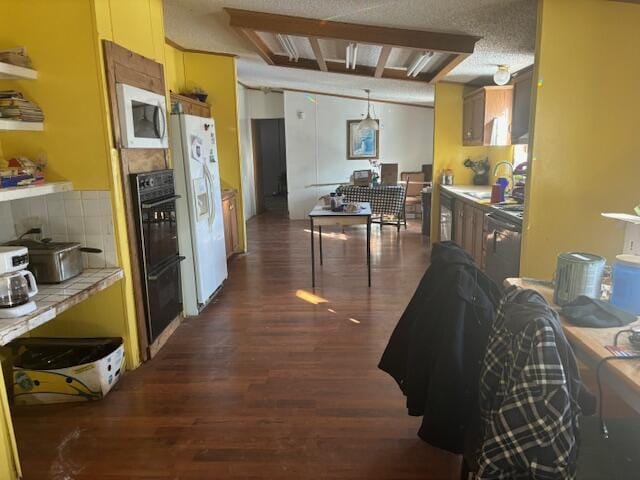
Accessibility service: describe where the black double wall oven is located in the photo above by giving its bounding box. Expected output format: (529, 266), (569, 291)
(130, 170), (184, 343)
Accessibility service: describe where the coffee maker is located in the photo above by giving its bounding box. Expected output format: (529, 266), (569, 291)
(0, 246), (38, 318)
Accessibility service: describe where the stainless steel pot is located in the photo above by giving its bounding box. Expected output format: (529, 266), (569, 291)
(0, 270), (38, 308)
(4, 240), (101, 284)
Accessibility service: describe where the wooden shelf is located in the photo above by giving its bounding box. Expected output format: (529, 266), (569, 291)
(0, 61), (37, 80)
(0, 181), (73, 202)
(0, 118), (43, 131)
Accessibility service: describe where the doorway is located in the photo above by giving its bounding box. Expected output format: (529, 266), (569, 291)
(252, 118), (287, 215)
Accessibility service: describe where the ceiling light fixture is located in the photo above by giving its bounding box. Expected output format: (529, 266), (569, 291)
(345, 43), (358, 70)
(276, 33), (299, 62)
(350, 43), (358, 70)
(358, 89), (379, 131)
(406, 51), (435, 78)
(493, 65), (511, 85)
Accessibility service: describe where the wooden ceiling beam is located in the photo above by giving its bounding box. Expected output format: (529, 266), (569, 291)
(427, 53), (469, 83)
(225, 8), (481, 54)
(232, 26), (275, 65)
(271, 55), (431, 83)
(308, 37), (327, 72)
(374, 46), (392, 78)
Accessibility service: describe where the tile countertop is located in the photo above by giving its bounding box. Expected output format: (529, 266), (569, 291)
(0, 268), (124, 346)
(440, 184), (523, 224)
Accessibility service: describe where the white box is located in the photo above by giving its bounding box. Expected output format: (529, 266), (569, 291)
(11, 338), (124, 405)
(602, 213), (640, 255)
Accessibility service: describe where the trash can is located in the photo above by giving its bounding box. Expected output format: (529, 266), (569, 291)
(10, 337), (125, 405)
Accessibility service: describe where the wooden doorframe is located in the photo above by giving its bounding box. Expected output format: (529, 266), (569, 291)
(251, 119), (265, 215)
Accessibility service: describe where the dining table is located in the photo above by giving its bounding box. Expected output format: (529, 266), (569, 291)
(308, 201), (372, 287)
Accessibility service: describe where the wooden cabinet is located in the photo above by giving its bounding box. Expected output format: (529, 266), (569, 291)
(449, 194), (487, 268)
(453, 198), (465, 247)
(462, 86), (514, 146)
(463, 203), (476, 256)
(473, 208), (487, 269)
(222, 189), (240, 259)
(170, 93), (211, 118)
(511, 68), (534, 144)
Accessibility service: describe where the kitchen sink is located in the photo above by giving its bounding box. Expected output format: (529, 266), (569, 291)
(493, 203), (525, 212)
(463, 191), (493, 200)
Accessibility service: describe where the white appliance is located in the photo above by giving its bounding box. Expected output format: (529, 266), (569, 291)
(116, 84), (168, 149)
(170, 113), (228, 316)
(0, 246), (37, 318)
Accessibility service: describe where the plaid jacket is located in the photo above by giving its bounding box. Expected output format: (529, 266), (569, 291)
(476, 288), (584, 479)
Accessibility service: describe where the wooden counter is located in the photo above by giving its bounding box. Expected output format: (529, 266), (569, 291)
(507, 278), (640, 414)
(0, 268), (124, 346)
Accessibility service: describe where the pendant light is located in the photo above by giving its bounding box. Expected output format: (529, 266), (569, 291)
(358, 89), (378, 131)
(493, 65), (511, 85)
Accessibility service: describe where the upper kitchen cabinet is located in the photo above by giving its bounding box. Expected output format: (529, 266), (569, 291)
(462, 86), (513, 146)
(511, 67), (534, 144)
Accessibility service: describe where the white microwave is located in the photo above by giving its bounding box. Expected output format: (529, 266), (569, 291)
(116, 84), (168, 149)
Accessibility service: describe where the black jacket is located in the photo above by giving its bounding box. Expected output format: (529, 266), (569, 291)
(378, 242), (502, 454)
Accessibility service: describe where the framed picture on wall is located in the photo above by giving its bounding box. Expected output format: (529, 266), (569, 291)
(347, 120), (379, 160)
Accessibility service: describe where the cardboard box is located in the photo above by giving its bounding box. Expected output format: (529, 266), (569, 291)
(602, 213), (640, 255)
(10, 338), (124, 405)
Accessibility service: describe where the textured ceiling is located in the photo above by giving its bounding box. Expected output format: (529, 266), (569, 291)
(164, 0), (537, 105)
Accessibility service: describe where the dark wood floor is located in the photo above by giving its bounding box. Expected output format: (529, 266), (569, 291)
(12, 212), (461, 479)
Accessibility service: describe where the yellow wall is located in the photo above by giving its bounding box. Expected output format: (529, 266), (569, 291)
(165, 43), (186, 94)
(430, 82), (514, 239)
(520, 0), (640, 279)
(0, 1), (170, 477)
(181, 52), (246, 249)
(0, 1), (110, 189)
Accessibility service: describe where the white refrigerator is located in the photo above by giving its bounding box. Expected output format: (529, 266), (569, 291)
(170, 113), (228, 316)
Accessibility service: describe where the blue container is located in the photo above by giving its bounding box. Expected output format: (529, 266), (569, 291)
(611, 255), (640, 315)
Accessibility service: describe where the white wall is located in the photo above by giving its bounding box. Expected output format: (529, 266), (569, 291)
(284, 91), (434, 219)
(237, 85), (285, 220)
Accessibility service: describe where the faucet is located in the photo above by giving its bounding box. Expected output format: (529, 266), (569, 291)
(493, 161), (514, 195)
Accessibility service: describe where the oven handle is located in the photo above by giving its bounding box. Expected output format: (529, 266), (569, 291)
(141, 194), (181, 209)
(148, 255), (185, 281)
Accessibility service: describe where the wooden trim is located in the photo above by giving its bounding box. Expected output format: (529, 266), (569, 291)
(224, 8), (481, 54)
(147, 314), (182, 359)
(308, 37), (327, 72)
(102, 40), (171, 362)
(165, 37), (238, 58)
(238, 83), (433, 109)
(428, 53), (469, 83)
(347, 119), (380, 160)
(232, 27), (274, 65)
(374, 46), (392, 78)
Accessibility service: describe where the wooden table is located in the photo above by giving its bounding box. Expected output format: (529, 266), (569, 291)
(507, 278), (640, 414)
(309, 202), (372, 287)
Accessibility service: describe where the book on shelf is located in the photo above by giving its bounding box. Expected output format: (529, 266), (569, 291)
(0, 47), (33, 68)
(0, 90), (43, 122)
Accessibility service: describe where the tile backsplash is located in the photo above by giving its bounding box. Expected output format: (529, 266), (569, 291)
(1, 190), (118, 269)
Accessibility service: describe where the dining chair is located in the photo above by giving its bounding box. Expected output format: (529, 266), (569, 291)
(400, 171), (425, 228)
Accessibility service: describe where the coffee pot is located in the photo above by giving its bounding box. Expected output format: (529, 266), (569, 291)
(0, 246), (38, 317)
